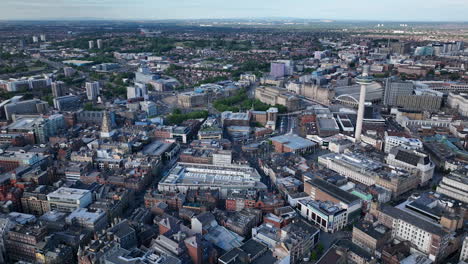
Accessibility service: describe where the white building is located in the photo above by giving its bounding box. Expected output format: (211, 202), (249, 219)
(386, 147), (435, 185)
(395, 112), (452, 129)
(436, 169), (468, 203)
(240, 73), (257, 83)
(380, 205), (452, 262)
(47, 187), (92, 213)
(328, 139), (353, 154)
(85, 81), (100, 100)
(461, 236), (468, 262)
(298, 198), (348, 233)
(158, 162), (265, 197)
(318, 153), (379, 186)
(135, 67), (157, 84)
(212, 150), (232, 166)
(392, 214), (449, 261)
(318, 152), (418, 198)
(63, 67), (75, 77)
(65, 208), (107, 232)
(96, 39), (103, 49)
(6, 80), (30, 92)
(384, 136), (423, 153)
(252, 223), (281, 249)
(127, 83), (148, 99)
(140, 101), (157, 116)
(51, 81), (66, 98)
(448, 92), (468, 117)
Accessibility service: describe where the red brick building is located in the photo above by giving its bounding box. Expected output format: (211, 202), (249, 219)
(270, 134), (316, 154)
(145, 191), (186, 210)
(225, 192), (284, 213)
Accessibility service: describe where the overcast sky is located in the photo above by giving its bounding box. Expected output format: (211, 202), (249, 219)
(1, 0), (468, 21)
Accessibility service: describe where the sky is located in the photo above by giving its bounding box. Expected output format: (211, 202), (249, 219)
(1, 0), (468, 22)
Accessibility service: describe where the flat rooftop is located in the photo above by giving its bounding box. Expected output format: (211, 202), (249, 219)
(63, 60), (94, 65)
(300, 198), (345, 216)
(308, 178), (361, 204)
(66, 208), (104, 223)
(221, 111), (250, 121)
(271, 134), (317, 150)
(320, 152), (383, 171)
(354, 222), (389, 240)
(317, 117), (339, 130)
(446, 168), (468, 185)
(381, 205), (448, 236)
(142, 141), (172, 156)
(6, 117), (44, 130)
(386, 136), (422, 146)
(47, 187), (91, 200)
(160, 162), (262, 187)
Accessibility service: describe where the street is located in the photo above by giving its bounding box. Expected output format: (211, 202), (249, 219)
(279, 115), (299, 135)
(318, 230), (352, 250)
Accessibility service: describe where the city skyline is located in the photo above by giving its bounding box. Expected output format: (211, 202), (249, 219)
(2, 0), (468, 22)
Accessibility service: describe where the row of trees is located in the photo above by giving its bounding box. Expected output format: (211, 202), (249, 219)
(165, 109), (209, 125)
(213, 89), (249, 112)
(231, 60), (269, 79)
(178, 38), (252, 51)
(310, 243), (325, 261)
(213, 89), (287, 113)
(100, 72), (137, 98)
(83, 102), (101, 111)
(0, 62), (28, 74)
(0, 52), (27, 60)
(0, 60), (49, 75)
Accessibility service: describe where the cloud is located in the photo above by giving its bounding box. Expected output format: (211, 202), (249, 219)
(1, 0), (467, 21)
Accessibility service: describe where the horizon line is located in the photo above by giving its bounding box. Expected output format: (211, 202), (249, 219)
(1, 17), (468, 23)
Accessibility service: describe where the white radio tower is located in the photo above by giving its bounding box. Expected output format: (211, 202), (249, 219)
(355, 65), (374, 142)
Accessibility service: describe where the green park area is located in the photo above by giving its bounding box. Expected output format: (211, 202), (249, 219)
(165, 109), (209, 125)
(213, 89), (287, 113)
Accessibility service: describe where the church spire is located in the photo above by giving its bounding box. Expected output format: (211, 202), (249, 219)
(100, 111), (115, 138)
(101, 111), (112, 133)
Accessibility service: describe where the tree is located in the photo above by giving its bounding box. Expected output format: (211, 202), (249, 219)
(450, 73), (461, 81)
(165, 64), (184, 74)
(146, 83), (154, 91)
(310, 250), (318, 261)
(33, 60), (46, 67)
(316, 243), (324, 256)
(90, 72), (101, 81)
(274, 104), (288, 113)
(165, 110), (208, 125)
(253, 122), (264, 127)
(42, 95), (54, 107)
(84, 102), (98, 111)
